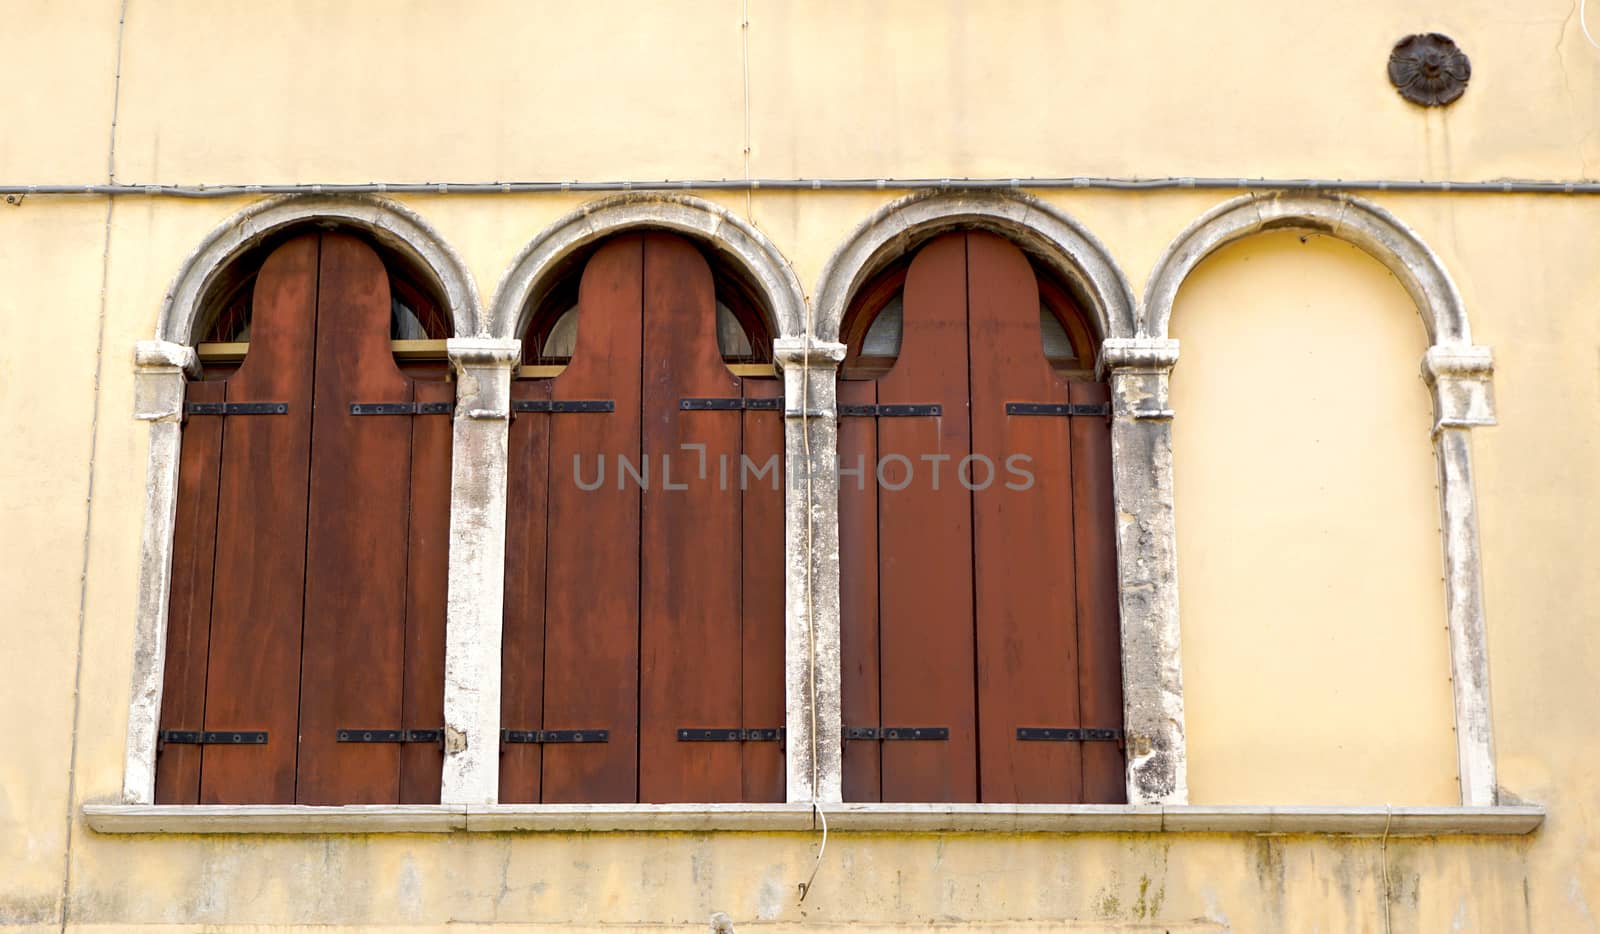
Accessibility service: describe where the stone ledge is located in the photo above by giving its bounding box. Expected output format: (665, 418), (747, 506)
(83, 803), (1544, 836)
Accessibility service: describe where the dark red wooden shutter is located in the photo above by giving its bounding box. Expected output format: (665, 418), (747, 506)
(157, 231), (450, 805)
(502, 232), (783, 803)
(838, 230), (1126, 803)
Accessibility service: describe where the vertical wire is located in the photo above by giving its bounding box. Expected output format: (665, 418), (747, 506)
(61, 2), (129, 926)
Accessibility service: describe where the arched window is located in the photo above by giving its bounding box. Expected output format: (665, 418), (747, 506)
(500, 231), (784, 804)
(156, 229), (452, 805)
(837, 229), (1125, 804)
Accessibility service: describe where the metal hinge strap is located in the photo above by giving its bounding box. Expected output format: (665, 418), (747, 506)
(159, 730), (268, 746)
(184, 402), (288, 416)
(845, 726), (949, 741)
(349, 402), (454, 415)
(1005, 402), (1111, 417)
(510, 399), (615, 414)
(676, 728), (785, 741)
(500, 729), (609, 744)
(838, 404), (943, 417)
(336, 729), (444, 743)
(679, 397), (782, 411)
(1016, 727), (1124, 742)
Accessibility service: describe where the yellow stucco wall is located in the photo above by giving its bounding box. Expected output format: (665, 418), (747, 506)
(2, 0), (1599, 930)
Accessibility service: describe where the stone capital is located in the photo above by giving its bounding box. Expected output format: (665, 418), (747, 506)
(1422, 344), (1496, 432)
(1099, 338), (1180, 375)
(448, 338), (521, 420)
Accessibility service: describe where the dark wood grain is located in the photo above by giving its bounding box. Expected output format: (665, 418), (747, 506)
(873, 232), (977, 803)
(1069, 379), (1127, 803)
(638, 232), (745, 803)
(399, 374), (453, 804)
(500, 378), (552, 803)
(200, 235), (318, 804)
(740, 376), (785, 802)
(967, 230), (1082, 804)
(539, 236), (645, 803)
(154, 378), (225, 805)
(295, 232), (414, 805)
(836, 377), (882, 802)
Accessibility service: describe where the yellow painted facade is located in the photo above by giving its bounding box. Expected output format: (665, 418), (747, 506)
(2, 0), (1598, 930)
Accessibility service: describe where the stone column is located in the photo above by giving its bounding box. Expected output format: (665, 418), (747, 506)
(123, 340), (200, 804)
(440, 338), (521, 805)
(1100, 337), (1188, 806)
(774, 337), (847, 804)
(1423, 345), (1498, 806)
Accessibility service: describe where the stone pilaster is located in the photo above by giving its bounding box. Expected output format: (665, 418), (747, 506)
(1100, 337), (1188, 805)
(439, 338), (521, 805)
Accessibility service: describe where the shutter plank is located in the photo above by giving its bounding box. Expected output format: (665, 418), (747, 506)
(874, 232), (977, 803)
(500, 378), (552, 803)
(967, 231), (1083, 804)
(296, 232), (414, 805)
(837, 378), (882, 802)
(539, 236), (644, 803)
(1070, 379), (1127, 803)
(740, 376), (785, 802)
(399, 375), (453, 804)
(154, 378), (225, 804)
(639, 233), (744, 803)
(200, 235), (318, 804)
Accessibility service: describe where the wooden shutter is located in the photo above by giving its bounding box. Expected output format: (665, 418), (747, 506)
(838, 230), (1126, 803)
(156, 232), (450, 805)
(501, 232), (784, 803)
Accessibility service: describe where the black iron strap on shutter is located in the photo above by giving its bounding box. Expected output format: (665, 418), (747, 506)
(349, 402), (454, 415)
(510, 399), (616, 414)
(679, 397), (782, 412)
(839, 404), (942, 418)
(845, 726), (950, 741)
(336, 728), (444, 743)
(676, 727), (785, 742)
(1004, 402), (1111, 417)
(1015, 727), (1124, 742)
(159, 730), (268, 746)
(500, 729), (609, 744)
(183, 402), (288, 416)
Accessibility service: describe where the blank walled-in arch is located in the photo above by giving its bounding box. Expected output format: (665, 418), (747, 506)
(1169, 231), (1459, 805)
(1145, 191), (1500, 807)
(488, 194), (806, 343)
(159, 195), (482, 344)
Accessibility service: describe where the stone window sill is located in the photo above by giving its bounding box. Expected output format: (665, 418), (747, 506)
(83, 802), (1545, 836)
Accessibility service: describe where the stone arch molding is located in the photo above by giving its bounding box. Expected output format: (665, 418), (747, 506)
(158, 193), (484, 344)
(488, 193), (807, 342)
(1142, 190), (1501, 807)
(812, 189), (1137, 346)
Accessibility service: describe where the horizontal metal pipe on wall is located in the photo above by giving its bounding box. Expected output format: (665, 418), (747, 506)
(3, 176), (1600, 199)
